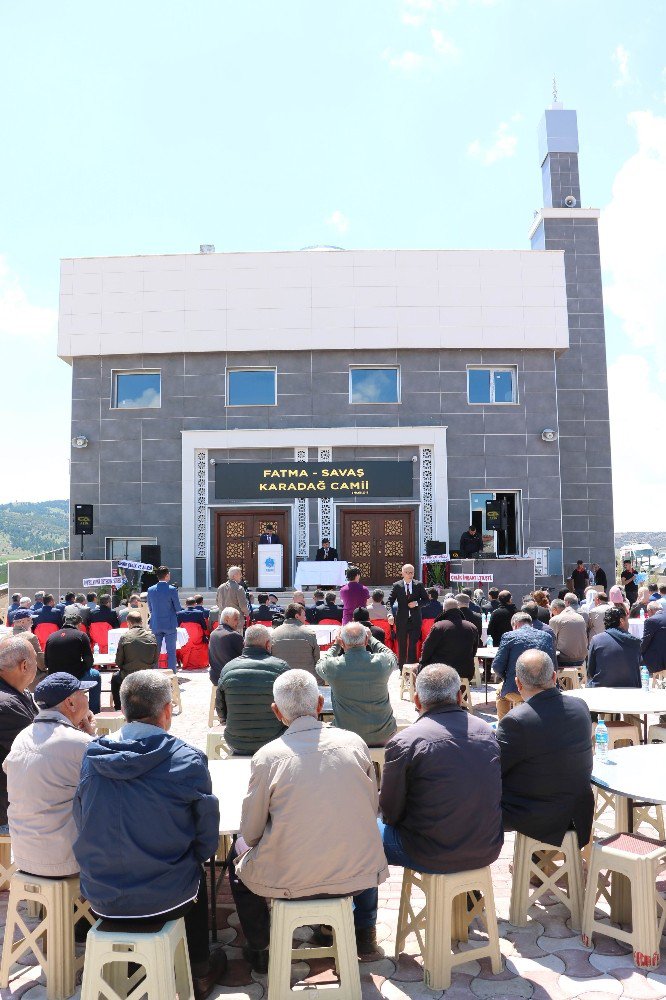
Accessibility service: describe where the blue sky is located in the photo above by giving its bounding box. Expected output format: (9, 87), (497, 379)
(1, 0), (664, 529)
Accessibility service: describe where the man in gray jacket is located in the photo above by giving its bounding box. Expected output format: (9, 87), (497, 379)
(4, 673), (97, 877)
(270, 603), (320, 676)
(216, 567), (249, 630)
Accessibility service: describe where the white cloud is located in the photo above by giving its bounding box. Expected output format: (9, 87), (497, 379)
(601, 110), (666, 527)
(613, 44), (630, 88)
(325, 210), (350, 235)
(402, 11), (425, 25)
(0, 256), (57, 342)
(383, 48), (427, 72)
(430, 28), (458, 60)
(467, 121), (518, 164)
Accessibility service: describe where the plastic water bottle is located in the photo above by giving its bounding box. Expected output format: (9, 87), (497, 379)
(93, 643), (99, 656)
(640, 607), (645, 621)
(595, 720), (609, 761)
(486, 636), (493, 648)
(641, 665), (650, 692)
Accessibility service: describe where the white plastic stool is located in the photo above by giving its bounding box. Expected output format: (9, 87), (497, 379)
(208, 685), (218, 728)
(460, 677), (474, 714)
(367, 747), (386, 787)
(0, 834), (16, 890)
(395, 866), (501, 989)
(0, 872), (93, 1000)
(399, 664), (416, 702)
(170, 674), (182, 714)
(509, 830), (585, 930)
(80, 916), (194, 1000)
(268, 897), (360, 1000)
(206, 730), (232, 760)
(94, 711), (125, 737)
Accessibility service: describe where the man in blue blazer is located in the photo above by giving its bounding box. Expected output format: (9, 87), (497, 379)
(147, 566), (182, 674)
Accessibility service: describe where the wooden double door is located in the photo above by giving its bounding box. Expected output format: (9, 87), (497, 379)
(215, 510), (289, 588)
(340, 508), (414, 586)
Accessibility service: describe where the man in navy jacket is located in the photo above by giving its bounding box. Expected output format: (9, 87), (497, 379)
(641, 602), (666, 675)
(73, 670), (225, 998)
(32, 595), (63, 630)
(492, 612), (556, 720)
(147, 566), (182, 674)
(587, 606), (641, 688)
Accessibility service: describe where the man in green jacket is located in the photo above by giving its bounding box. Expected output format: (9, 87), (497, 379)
(217, 624), (291, 755)
(111, 610), (159, 710)
(317, 622), (397, 747)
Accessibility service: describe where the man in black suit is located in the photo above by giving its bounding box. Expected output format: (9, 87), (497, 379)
(640, 601), (666, 675)
(259, 524), (280, 545)
(250, 593), (275, 625)
(385, 564), (429, 667)
(419, 598), (478, 680)
(496, 648), (593, 848)
(315, 538), (338, 561)
(454, 593), (483, 645)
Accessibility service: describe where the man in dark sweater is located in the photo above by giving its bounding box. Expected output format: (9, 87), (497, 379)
(43, 610), (101, 713)
(379, 663), (502, 873)
(216, 624), (290, 755)
(488, 591), (518, 646)
(209, 609), (244, 687)
(459, 526), (484, 558)
(587, 606), (641, 688)
(496, 649), (593, 848)
(0, 636), (38, 831)
(419, 599), (478, 680)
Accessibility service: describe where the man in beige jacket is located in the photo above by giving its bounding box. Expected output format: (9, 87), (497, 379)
(269, 603), (320, 676)
(216, 567), (248, 631)
(229, 669), (388, 972)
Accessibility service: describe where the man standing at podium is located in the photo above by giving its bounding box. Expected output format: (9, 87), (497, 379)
(259, 524), (280, 545)
(315, 538), (338, 561)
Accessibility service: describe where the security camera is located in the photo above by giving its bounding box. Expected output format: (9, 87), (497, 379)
(541, 428), (557, 442)
(71, 435), (89, 449)
(564, 195), (577, 208)
(209, 458), (216, 466)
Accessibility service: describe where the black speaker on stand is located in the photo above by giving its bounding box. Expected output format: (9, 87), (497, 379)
(74, 504), (94, 559)
(425, 540), (447, 556)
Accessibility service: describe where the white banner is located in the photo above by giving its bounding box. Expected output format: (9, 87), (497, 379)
(83, 576), (124, 589)
(117, 559), (154, 572)
(450, 572), (494, 583)
(421, 555), (450, 564)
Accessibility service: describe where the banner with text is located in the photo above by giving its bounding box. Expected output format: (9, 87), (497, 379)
(83, 577), (125, 589)
(449, 572), (494, 583)
(215, 461), (413, 499)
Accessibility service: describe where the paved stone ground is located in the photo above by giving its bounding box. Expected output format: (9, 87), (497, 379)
(3, 668), (666, 1000)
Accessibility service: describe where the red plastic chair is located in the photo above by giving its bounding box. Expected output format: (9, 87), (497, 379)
(178, 621), (209, 670)
(78, 623), (88, 635)
(417, 618), (436, 660)
(370, 619), (397, 655)
(89, 621), (112, 654)
(120, 621), (129, 629)
(34, 623), (58, 651)
(318, 618), (342, 626)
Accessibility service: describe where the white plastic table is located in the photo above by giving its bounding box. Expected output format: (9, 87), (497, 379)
(106, 626), (189, 656)
(314, 625), (338, 647)
(207, 757), (253, 941)
(294, 561), (349, 588)
(564, 687), (666, 741)
(628, 619), (645, 639)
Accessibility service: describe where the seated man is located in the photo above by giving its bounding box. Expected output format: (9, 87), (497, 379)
(317, 592), (343, 623)
(0, 636), (39, 834)
(117, 592), (142, 625)
(112, 610), (159, 710)
(587, 606), (641, 687)
(270, 603), (320, 676)
(587, 591), (613, 640)
(176, 598), (209, 669)
(549, 598), (588, 668)
(496, 649), (593, 848)
(88, 594), (120, 630)
(454, 593), (483, 645)
(492, 612), (556, 721)
(229, 670), (388, 970)
(488, 591), (518, 646)
(379, 664), (502, 873)
(642, 600), (666, 675)
(74, 671), (225, 998)
(4, 673), (97, 876)
(217, 624), (291, 755)
(193, 595), (210, 623)
(208, 608), (244, 689)
(420, 588), (443, 621)
(305, 590), (326, 625)
(367, 589), (387, 621)
(419, 597), (478, 680)
(177, 597), (208, 629)
(317, 622), (397, 747)
(32, 594), (64, 630)
(11, 608), (45, 683)
(250, 593), (275, 624)
(521, 601), (555, 639)
(43, 608), (102, 714)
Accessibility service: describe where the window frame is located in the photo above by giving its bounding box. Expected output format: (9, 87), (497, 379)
(111, 370), (162, 410)
(226, 366), (278, 407)
(348, 365), (401, 406)
(466, 365), (518, 405)
(105, 536), (158, 561)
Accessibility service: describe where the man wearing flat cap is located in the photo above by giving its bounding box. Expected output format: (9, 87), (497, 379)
(3, 672), (97, 878)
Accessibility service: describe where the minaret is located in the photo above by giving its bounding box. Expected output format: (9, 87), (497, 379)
(529, 98), (615, 581)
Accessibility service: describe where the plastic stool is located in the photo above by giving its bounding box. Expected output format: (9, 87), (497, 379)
(460, 677), (474, 714)
(206, 731), (232, 760)
(582, 832), (666, 968)
(399, 664), (416, 702)
(395, 866), (502, 989)
(509, 830), (584, 930)
(267, 896), (360, 1000)
(592, 720), (642, 751)
(170, 674), (182, 714)
(0, 834), (16, 890)
(558, 667), (582, 690)
(94, 711), (125, 737)
(80, 916), (194, 1000)
(0, 872), (93, 1000)
(648, 725), (666, 743)
(367, 747), (385, 787)
(208, 685), (218, 728)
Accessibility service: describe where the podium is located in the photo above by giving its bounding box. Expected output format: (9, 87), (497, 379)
(258, 544), (283, 589)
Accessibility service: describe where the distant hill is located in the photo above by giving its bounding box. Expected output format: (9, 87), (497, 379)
(0, 500), (69, 562)
(615, 532), (666, 554)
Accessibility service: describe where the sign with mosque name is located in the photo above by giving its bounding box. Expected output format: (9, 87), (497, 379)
(215, 461), (413, 499)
